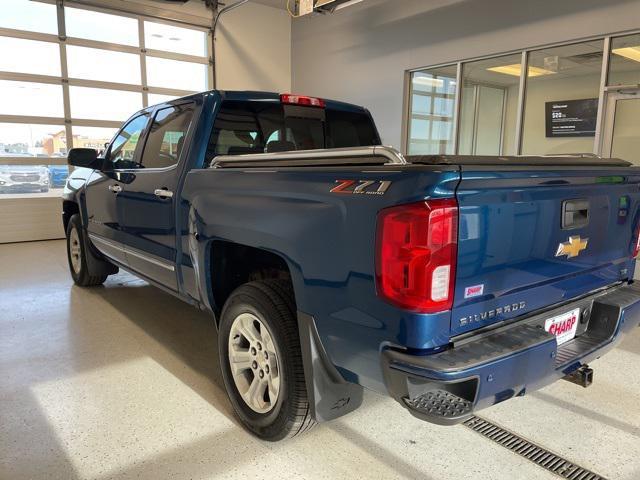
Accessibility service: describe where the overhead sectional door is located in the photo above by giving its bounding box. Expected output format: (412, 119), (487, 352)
(0, 0), (211, 244)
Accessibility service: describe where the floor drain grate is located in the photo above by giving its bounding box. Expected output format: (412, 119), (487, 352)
(463, 416), (608, 480)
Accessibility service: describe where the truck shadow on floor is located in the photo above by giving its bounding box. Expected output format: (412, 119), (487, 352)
(86, 272), (237, 422)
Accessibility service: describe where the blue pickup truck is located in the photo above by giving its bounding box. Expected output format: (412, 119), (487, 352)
(62, 90), (640, 441)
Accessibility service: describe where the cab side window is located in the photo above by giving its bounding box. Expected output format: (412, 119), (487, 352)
(140, 103), (195, 169)
(108, 114), (149, 169)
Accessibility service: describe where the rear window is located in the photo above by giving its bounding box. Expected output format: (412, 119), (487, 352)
(208, 100), (380, 157)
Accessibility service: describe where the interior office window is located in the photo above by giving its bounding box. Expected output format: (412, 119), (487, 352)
(0, 0), (57, 35)
(521, 40), (604, 155)
(0, 37), (60, 77)
(109, 114), (149, 168)
(609, 34), (640, 87)
(144, 21), (207, 57)
(458, 54), (521, 155)
(140, 104), (195, 169)
(69, 87), (143, 122)
(408, 65), (457, 155)
(66, 46), (141, 85)
(0, 81), (64, 118)
(64, 7), (138, 46)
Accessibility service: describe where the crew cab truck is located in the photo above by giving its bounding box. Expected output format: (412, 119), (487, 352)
(62, 90), (640, 441)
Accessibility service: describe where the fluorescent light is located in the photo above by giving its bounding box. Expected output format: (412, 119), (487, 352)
(487, 64), (556, 77)
(612, 46), (640, 63)
(412, 76), (444, 88)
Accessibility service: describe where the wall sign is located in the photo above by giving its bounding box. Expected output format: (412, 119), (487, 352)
(545, 98), (598, 138)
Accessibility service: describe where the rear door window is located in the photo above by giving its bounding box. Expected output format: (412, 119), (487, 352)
(208, 100), (379, 158)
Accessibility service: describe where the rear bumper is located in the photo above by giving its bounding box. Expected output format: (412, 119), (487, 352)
(381, 282), (640, 425)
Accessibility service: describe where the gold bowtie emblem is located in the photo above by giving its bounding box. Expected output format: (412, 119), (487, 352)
(555, 235), (589, 259)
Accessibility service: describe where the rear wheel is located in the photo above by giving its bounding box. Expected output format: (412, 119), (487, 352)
(219, 280), (316, 441)
(66, 214), (108, 286)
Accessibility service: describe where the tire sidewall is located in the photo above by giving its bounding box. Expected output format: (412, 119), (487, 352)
(219, 287), (295, 439)
(66, 214), (87, 285)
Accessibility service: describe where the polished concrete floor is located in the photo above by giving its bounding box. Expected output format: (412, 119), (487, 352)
(1, 240), (639, 480)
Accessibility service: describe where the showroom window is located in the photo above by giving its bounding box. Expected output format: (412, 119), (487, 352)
(406, 33), (640, 163)
(0, 0), (211, 199)
(407, 65), (457, 155)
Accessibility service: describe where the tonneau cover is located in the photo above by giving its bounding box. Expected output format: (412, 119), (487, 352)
(408, 154), (632, 167)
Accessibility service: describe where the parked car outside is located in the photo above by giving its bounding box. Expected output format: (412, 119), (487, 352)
(0, 165), (50, 193)
(48, 165), (69, 188)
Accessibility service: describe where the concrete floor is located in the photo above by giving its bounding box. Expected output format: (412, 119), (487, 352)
(1, 240), (639, 480)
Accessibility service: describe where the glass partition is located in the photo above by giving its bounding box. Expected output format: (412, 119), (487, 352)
(609, 34), (640, 87)
(458, 54), (521, 155)
(407, 65), (457, 155)
(521, 40), (604, 155)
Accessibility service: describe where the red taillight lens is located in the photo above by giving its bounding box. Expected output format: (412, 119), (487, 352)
(633, 224), (640, 258)
(280, 93), (325, 108)
(375, 199), (458, 313)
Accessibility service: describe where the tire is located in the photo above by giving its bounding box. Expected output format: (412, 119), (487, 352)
(219, 280), (316, 441)
(66, 214), (108, 287)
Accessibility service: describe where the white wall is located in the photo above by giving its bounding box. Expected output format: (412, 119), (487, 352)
(291, 0), (640, 150)
(215, 2), (291, 92)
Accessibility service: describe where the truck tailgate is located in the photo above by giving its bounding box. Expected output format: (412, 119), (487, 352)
(452, 166), (640, 336)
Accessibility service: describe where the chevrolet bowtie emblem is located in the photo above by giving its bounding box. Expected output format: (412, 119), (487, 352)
(556, 235), (589, 259)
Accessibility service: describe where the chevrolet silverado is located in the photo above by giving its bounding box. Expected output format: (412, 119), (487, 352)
(62, 90), (640, 441)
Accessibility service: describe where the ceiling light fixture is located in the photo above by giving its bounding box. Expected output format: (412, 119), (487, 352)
(612, 46), (640, 63)
(487, 64), (556, 77)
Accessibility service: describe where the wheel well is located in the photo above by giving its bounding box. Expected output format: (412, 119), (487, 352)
(62, 200), (80, 233)
(210, 241), (293, 317)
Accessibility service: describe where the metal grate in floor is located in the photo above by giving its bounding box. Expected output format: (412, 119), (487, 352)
(463, 416), (608, 480)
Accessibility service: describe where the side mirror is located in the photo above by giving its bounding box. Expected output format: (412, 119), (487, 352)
(68, 148), (102, 169)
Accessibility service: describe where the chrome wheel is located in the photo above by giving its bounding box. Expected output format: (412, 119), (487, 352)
(69, 227), (82, 274)
(228, 312), (281, 414)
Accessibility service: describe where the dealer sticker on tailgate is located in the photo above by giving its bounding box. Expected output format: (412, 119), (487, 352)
(544, 308), (580, 345)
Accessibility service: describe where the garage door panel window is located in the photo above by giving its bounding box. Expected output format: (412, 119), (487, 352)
(144, 21), (207, 57)
(1, 123), (67, 158)
(140, 104), (195, 169)
(0, 37), (61, 77)
(0, 164), (55, 198)
(66, 46), (141, 85)
(0, 0), (58, 35)
(64, 7), (139, 46)
(0, 81), (64, 118)
(71, 127), (118, 153)
(69, 87), (143, 122)
(146, 57), (208, 92)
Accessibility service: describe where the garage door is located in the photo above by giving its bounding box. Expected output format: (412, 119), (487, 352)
(0, 0), (212, 243)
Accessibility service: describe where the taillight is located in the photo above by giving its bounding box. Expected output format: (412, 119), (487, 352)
(375, 199), (458, 313)
(280, 93), (325, 108)
(633, 223), (640, 258)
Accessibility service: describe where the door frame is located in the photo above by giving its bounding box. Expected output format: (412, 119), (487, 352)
(601, 88), (640, 158)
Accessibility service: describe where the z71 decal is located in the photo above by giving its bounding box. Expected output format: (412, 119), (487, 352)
(330, 180), (392, 195)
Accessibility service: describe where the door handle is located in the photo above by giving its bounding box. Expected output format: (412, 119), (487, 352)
(108, 184), (122, 194)
(154, 188), (174, 199)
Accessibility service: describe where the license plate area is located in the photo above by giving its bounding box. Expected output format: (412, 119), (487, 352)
(544, 308), (580, 345)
